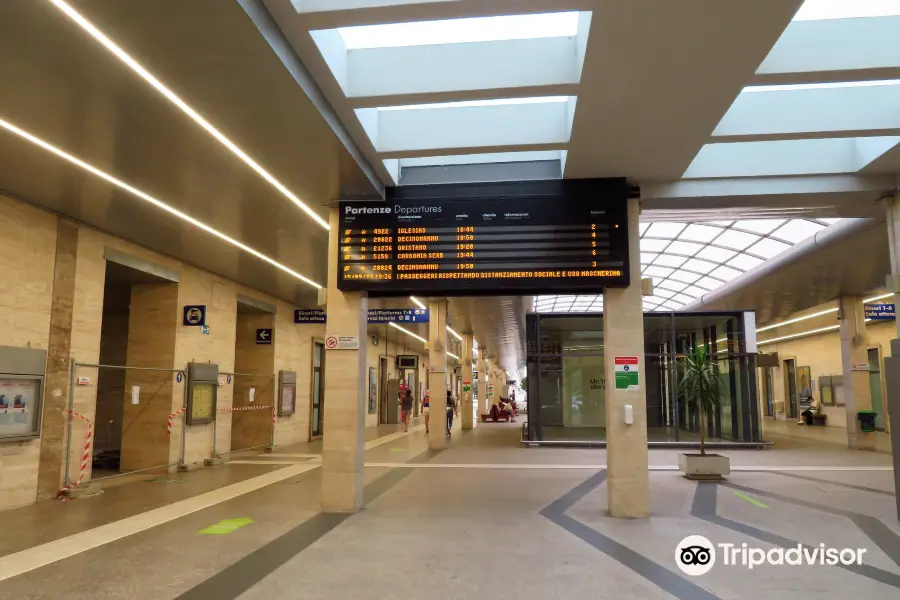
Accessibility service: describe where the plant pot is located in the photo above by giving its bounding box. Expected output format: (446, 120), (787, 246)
(679, 453), (730, 480)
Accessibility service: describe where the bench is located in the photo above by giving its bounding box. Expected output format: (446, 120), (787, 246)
(809, 414), (827, 426)
(480, 404), (511, 422)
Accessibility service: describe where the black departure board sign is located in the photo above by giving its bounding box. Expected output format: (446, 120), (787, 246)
(337, 180), (630, 296)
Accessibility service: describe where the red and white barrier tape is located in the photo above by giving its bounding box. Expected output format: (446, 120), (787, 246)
(218, 404), (274, 413)
(59, 409), (93, 496)
(167, 407), (186, 437)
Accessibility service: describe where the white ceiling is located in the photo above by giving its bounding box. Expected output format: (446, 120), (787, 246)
(259, 0), (900, 373)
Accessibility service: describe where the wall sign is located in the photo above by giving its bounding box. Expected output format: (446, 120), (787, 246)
(294, 309), (326, 324)
(337, 179), (630, 296)
(325, 335), (359, 350)
(614, 356), (640, 390)
(368, 308), (429, 323)
(256, 329), (272, 345)
(864, 303), (895, 320)
(850, 363), (871, 372)
(293, 308), (430, 324)
(183, 305), (207, 327)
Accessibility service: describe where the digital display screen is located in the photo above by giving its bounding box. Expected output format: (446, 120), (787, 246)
(337, 180), (629, 295)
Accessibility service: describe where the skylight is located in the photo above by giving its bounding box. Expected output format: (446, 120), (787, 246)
(744, 79), (900, 93)
(793, 0), (900, 21)
(535, 218), (836, 313)
(379, 97), (569, 111)
(338, 12), (581, 49)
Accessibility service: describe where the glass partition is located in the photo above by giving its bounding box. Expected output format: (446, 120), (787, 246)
(525, 311), (761, 444)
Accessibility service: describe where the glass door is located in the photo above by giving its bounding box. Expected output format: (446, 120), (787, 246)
(764, 368), (774, 417)
(785, 359), (797, 419)
(311, 341), (325, 438)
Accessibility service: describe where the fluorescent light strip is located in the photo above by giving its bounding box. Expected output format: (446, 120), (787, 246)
(863, 293), (893, 303)
(756, 307), (838, 333)
(409, 296), (427, 309)
(447, 352), (460, 361)
(48, 0), (330, 231)
(756, 294), (893, 333)
(758, 324), (840, 346)
(0, 116), (322, 289)
(389, 322), (427, 344)
(447, 327), (463, 341)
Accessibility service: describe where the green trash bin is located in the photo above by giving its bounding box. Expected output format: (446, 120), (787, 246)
(857, 410), (877, 432)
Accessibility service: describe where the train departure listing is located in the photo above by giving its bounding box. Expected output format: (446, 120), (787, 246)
(337, 181), (629, 296)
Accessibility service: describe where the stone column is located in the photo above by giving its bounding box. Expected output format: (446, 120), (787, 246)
(428, 299), (449, 449)
(37, 221), (78, 498)
(885, 192), (900, 339)
(321, 208), (367, 513)
(839, 296), (875, 451)
(461, 333), (474, 429)
(476, 347), (487, 417)
(602, 197), (650, 518)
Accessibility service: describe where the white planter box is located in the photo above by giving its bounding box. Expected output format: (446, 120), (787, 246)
(679, 453), (730, 480)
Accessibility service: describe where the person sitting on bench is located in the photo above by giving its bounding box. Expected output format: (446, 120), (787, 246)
(498, 398), (516, 422)
(799, 394), (820, 425)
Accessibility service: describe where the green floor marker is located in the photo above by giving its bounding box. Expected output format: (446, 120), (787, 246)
(198, 518), (254, 535)
(733, 490), (769, 509)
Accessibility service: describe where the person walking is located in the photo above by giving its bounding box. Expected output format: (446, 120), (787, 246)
(422, 390), (430, 434)
(400, 386), (414, 432)
(446, 390), (458, 437)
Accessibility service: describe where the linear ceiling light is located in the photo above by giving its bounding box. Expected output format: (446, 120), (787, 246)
(755, 307), (838, 333)
(48, 0), (330, 231)
(863, 293), (894, 302)
(758, 324), (840, 346)
(447, 327), (463, 341)
(0, 117), (322, 289)
(410, 296), (427, 309)
(447, 352), (460, 361)
(389, 322), (427, 344)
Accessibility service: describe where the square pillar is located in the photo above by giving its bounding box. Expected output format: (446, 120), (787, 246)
(461, 333), (475, 429)
(322, 208), (367, 513)
(602, 197), (650, 518)
(839, 296), (875, 451)
(476, 345), (487, 416)
(428, 299), (449, 449)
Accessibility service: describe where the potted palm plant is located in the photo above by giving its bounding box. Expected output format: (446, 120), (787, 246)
(677, 346), (730, 480)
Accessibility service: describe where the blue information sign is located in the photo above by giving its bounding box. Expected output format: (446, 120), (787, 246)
(367, 309), (430, 324)
(294, 309), (326, 324)
(864, 303), (895, 320)
(293, 308), (429, 324)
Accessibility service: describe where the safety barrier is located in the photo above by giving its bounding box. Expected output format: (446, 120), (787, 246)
(212, 372), (276, 460)
(65, 361), (187, 489)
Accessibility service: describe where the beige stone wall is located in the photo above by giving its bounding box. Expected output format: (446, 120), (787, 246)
(0, 195), (57, 511)
(759, 307), (894, 452)
(273, 319), (322, 447)
(231, 313), (276, 452)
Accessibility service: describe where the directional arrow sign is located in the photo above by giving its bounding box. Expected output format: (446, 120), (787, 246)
(256, 328), (272, 345)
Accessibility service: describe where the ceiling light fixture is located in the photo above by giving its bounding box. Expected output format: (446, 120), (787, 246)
(410, 296), (427, 309)
(758, 324), (840, 346)
(0, 116), (322, 289)
(389, 322), (427, 344)
(48, 0), (330, 231)
(863, 293), (894, 303)
(755, 307), (839, 333)
(447, 352), (460, 361)
(447, 327), (463, 341)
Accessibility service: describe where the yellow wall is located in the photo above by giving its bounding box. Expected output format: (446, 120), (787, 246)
(0, 195), (58, 510)
(758, 309), (894, 452)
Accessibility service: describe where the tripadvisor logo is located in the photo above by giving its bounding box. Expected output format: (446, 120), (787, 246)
(675, 535), (867, 576)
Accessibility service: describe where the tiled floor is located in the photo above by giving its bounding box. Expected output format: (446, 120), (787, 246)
(0, 420), (896, 599)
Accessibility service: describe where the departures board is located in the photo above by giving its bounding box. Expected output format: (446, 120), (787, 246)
(337, 180), (630, 296)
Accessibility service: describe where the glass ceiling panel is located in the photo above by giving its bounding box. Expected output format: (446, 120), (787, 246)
(338, 12), (581, 49)
(535, 218), (839, 313)
(379, 96), (569, 111)
(792, 0), (900, 21)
